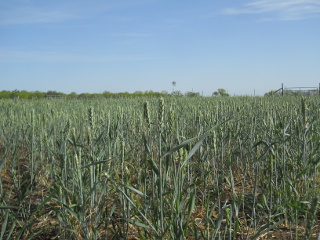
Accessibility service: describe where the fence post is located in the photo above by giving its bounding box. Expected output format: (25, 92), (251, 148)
(281, 83), (284, 96)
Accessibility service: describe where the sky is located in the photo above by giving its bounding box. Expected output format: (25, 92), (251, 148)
(1, 0), (320, 96)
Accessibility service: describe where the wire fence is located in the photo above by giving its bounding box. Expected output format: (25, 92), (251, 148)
(273, 83), (320, 96)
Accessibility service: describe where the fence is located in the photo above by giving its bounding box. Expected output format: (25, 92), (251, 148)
(274, 83), (320, 96)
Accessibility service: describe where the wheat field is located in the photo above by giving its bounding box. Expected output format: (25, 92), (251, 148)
(0, 96), (319, 239)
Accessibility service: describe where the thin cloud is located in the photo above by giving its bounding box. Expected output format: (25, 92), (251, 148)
(0, 2), (155, 26)
(0, 7), (77, 25)
(224, 0), (320, 21)
(0, 49), (159, 63)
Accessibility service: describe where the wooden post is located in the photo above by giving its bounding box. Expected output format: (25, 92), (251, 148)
(281, 83), (284, 96)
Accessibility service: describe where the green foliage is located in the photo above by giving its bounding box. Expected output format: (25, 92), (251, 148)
(0, 90), (172, 99)
(185, 91), (200, 97)
(212, 88), (230, 97)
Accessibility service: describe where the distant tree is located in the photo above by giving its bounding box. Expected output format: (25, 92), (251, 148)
(133, 91), (144, 97)
(161, 90), (169, 95)
(78, 93), (90, 98)
(144, 90), (154, 95)
(19, 90), (30, 99)
(46, 90), (65, 98)
(67, 92), (77, 98)
(212, 88), (230, 97)
(32, 91), (46, 98)
(102, 91), (113, 98)
(171, 90), (183, 97)
(46, 90), (58, 96)
(119, 92), (130, 98)
(0, 91), (11, 99)
(90, 93), (103, 98)
(10, 89), (20, 99)
(185, 91), (200, 97)
(172, 81), (176, 92)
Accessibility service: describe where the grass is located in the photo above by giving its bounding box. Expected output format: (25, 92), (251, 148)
(0, 96), (319, 239)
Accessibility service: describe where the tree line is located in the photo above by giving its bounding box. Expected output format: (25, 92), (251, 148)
(2, 88), (318, 99)
(0, 89), (230, 99)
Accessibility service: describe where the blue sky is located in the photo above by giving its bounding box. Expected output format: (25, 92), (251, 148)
(1, 0), (320, 96)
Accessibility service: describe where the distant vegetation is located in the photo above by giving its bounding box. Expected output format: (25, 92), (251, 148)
(1, 87), (318, 99)
(0, 90), (169, 99)
(0, 89), (230, 99)
(264, 89), (319, 96)
(212, 88), (230, 97)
